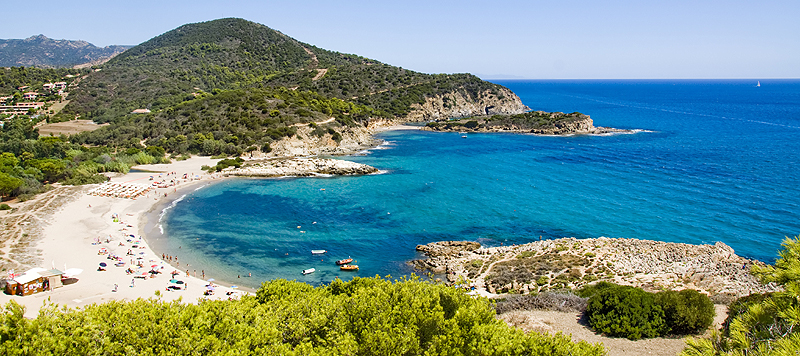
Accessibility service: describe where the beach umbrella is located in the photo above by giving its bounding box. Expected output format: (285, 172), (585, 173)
(151, 265), (158, 268)
(99, 262), (107, 267)
(230, 285), (238, 289)
(207, 278), (215, 282)
(175, 281), (184, 284)
(206, 286), (215, 290)
(169, 279), (179, 283)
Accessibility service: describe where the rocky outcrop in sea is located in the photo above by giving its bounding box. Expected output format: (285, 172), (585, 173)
(422, 113), (632, 136)
(410, 237), (779, 300)
(225, 158), (379, 177)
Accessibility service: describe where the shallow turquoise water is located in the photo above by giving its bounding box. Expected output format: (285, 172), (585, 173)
(157, 80), (800, 287)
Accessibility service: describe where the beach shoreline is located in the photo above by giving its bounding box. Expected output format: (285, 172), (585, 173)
(0, 156), (249, 317)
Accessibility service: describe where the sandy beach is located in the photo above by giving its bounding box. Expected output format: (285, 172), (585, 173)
(0, 126), (415, 318)
(0, 156), (248, 317)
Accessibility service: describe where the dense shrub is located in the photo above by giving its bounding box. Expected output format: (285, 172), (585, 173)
(0, 203), (11, 210)
(655, 289), (715, 335)
(0, 276), (606, 355)
(585, 285), (667, 340)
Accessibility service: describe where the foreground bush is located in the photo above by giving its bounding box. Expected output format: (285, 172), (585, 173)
(0, 276), (605, 355)
(655, 289), (715, 335)
(683, 236), (800, 356)
(585, 285), (667, 340)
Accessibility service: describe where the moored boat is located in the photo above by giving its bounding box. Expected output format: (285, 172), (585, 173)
(335, 258), (353, 265)
(302, 268), (315, 275)
(340, 265), (359, 271)
(311, 250), (327, 255)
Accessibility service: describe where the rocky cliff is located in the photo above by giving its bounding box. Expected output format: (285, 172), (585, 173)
(404, 87), (529, 122)
(259, 124), (379, 159)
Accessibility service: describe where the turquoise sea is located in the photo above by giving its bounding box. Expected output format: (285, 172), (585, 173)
(151, 80), (800, 288)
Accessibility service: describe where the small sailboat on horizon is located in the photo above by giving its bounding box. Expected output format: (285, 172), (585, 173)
(757, 81), (761, 87)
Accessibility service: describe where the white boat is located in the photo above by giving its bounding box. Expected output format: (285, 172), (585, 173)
(311, 250), (327, 255)
(302, 268), (315, 275)
(757, 81), (761, 87)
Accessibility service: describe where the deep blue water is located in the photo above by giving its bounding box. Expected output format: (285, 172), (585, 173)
(157, 80), (800, 288)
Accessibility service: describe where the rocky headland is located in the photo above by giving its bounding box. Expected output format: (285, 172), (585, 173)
(253, 123), (380, 159)
(225, 157), (379, 177)
(410, 237), (779, 301)
(421, 111), (632, 135)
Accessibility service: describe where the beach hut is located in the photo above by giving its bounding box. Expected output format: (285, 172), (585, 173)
(6, 272), (43, 296)
(3, 269), (64, 296)
(38, 269), (64, 290)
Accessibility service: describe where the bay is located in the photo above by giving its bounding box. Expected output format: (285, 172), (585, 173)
(156, 79), (800, 287)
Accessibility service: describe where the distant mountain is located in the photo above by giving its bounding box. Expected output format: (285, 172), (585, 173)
(0, 35), (131, 68)
(60, 18), (527, 123)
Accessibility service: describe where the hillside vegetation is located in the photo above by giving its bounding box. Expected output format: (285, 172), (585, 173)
(0, 67), (86, 94)
(71, 87), (379, 156)
(56, 18), (514, 124)
(0, 277), (605, 355)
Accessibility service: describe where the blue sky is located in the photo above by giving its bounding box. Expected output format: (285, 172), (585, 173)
(4, 0), (798, 79)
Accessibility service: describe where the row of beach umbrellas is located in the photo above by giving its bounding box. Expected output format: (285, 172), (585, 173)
(88, 182), (152, 199)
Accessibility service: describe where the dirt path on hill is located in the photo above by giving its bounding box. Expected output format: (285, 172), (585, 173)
(298, 45), (329, 81)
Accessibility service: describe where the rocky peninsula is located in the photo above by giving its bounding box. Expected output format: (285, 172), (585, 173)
(224, 157), (379, 177)
(410, 237), (779, 301)
(421, 111), (632, 135)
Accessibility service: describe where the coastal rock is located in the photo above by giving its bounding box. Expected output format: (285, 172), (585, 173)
(416, 241), (481, 257)
(422, 113), (632, 136)
(259, 124), (379, 159)
(225, 158), (379, 177)
(404, 87), (528, 122)
(410, 237), (780, 298)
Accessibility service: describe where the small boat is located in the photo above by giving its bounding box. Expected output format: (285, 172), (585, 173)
(757, 81), (761, 87)
(302, 268), (315, 275)
(335, 258), (353, 265)
(460, 132), (467, 138)
(340, 265), (359, 271)
(311, 250), (327, 255)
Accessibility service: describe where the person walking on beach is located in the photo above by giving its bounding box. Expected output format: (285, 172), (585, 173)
(113, 284), (118, 292)
(130, 279), (135, 287)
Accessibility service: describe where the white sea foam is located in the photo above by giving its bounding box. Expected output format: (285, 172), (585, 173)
(158, 193), (187, 234)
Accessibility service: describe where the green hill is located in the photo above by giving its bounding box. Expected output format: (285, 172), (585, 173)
(59, 18), (521, 123)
